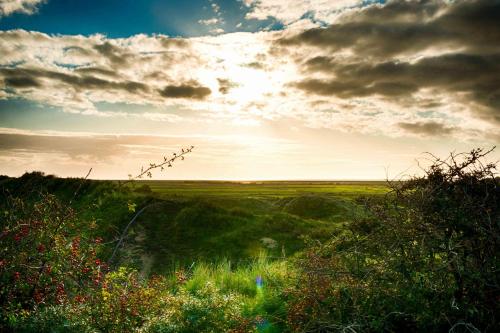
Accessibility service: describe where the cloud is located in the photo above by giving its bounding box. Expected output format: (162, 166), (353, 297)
(276, 0), (500, 135)
(198, 18), (219, 25)
(93, 42), (132, 67)
(159, 83), (211, 99)
(0, 128), (308, 179)
(0, 30), (212, 112)
(3, 75), (41, 88)
(217, 78), (239, 94)
(244, 0), (361, 24)
(280, 0), (500, 57)
(1, 67), (150, 94)
(210, 28), (225, 34)
(211, 2), (221, 14)
(0, 132), (124, 161)
(294, 53), (500, 121)
(0, 0), (45, 17)
(398, 121), (456, 136)
(0, 29), (284, 120)
(0, 1), (499, 143)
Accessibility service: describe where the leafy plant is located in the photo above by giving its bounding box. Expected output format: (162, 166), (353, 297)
(286, 148), (499, 332)
(0, 193), (105, 329)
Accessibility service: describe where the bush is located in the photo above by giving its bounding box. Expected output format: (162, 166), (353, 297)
(141, 282), (245, 333)
(0, 193), (105, 329)
(286, 148), (500, 332)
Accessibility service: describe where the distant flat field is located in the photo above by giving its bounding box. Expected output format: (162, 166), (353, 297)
(126, 180), (390, 198)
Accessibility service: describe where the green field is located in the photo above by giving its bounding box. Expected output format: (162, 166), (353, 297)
(127, 180), (389, 198)
(1, 175), (389, 274)
(89, 180), (388, 274)
(3, 175), (388, 274)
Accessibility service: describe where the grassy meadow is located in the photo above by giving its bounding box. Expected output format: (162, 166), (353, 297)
(1, 174), (386, 275)
(129, 180), (388, 198)
(114, 180), (388, 273)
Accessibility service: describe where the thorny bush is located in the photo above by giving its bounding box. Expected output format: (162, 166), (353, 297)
(287, 148), (499, 332)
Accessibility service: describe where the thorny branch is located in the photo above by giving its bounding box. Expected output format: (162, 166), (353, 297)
(122, 145), (194, 184)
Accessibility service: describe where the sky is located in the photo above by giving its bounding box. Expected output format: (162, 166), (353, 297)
(0, 0), (499, 180)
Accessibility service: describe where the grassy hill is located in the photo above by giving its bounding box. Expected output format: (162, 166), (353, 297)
(0, 174), (386, 274)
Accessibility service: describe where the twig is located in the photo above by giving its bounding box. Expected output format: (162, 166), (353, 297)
(121, 146), (194, 186)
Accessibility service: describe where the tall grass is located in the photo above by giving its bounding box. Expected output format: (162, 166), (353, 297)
(181, 254), (293, 332)
(185, 253), (293, 296)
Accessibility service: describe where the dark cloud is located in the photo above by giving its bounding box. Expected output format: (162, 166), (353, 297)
(159, 83), (211, 99)
(287, 0), (500, 126)
(243, 62), (266, 70)
(294, 79), (418, 98)
(155, 36), (190, 49)
(280, 0), (500, 58)
(3, 76), (40, 88)
(75, 66), (118, 78)
(217, 78), (238, 94)
(93, 42), (131, 67)
(398, 121), (456, 136)
(0, 64), (213, 104)
(0, 67), (149, 94)
(293, 53), (500, 123)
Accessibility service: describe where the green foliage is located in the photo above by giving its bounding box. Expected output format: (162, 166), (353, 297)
(7, 258), (292, 333)
(280, 194), (356, 221)
(8, 304), (94, 333)
(127, 201), (137, 213)
(134, 184), (153, 194)
(141, 282), (245, 333)
(287, 148), (500, 332)
(0, 194), (105, 326)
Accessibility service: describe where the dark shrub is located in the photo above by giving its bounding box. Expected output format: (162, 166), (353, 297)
(287, 148), (499, 332)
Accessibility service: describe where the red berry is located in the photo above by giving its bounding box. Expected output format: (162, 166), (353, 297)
(21, 225), (29, 236)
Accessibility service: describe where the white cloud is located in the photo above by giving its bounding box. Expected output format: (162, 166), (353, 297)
(209, 27), (225, 34)
(0, 0), (45, 17)
(198, 18), (219, 25)
(244, 0), (362, 24)
(211, 2), (220, 14)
